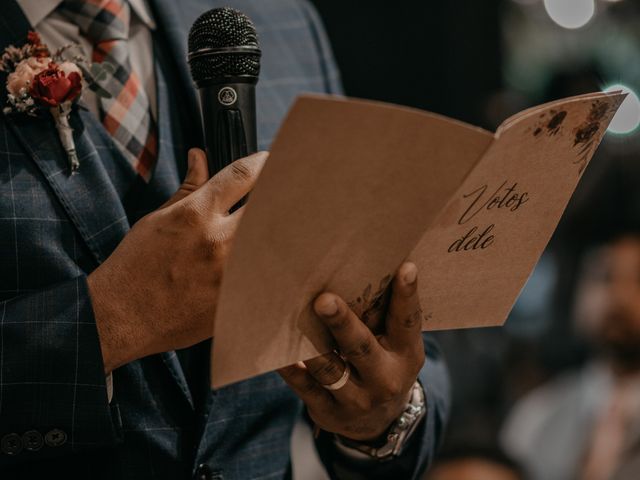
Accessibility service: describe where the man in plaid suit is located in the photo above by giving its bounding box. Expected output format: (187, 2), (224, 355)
(0, 0), (450, 478)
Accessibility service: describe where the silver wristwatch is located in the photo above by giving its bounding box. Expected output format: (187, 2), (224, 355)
(333, 380), (427, 461)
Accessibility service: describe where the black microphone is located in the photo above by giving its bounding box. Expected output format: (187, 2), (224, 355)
(187, 8), (261, 178)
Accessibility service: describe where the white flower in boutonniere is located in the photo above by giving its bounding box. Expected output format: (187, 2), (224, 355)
(0, 31), (112, 173)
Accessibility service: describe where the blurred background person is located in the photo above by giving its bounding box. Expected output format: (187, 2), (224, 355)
(424, 445), (526, 480)
(501, 229), (640, 480)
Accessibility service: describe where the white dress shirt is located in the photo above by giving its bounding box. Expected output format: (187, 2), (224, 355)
(16, 0), (157, 119)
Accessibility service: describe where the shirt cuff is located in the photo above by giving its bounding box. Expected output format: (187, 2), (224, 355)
(106, 373), (114, 403)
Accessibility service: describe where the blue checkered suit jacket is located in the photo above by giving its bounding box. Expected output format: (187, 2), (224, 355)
(0, 1), (449, 479)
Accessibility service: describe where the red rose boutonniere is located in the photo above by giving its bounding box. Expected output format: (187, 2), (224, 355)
(31, 64), (83, 107)
(1, 32), (113, 173)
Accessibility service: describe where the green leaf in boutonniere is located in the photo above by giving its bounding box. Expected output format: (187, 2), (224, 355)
(90, 62), (115, 82)
(76, 62), (113, 99)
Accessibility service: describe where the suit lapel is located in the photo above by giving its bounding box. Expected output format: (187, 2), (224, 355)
(2, 0), (198, 411)
(0, 2), (130, 266)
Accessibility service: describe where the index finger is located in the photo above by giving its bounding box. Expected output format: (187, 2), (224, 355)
(192, 151), (268, 214)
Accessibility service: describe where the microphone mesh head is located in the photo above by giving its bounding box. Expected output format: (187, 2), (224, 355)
(188, 8), (261, 86)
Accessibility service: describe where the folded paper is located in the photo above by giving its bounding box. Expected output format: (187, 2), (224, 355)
(211, 92), (625, 387)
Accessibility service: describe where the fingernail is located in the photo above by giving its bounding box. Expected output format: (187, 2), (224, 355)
(255, 151), (269, 166)
(247, 151), (269, 163)
(403, 265), (417, 285)
(316, 296), (338, 316)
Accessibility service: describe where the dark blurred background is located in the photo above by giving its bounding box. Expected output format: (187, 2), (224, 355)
(311, 0), (503, 128)
(310, 1), (640, 478)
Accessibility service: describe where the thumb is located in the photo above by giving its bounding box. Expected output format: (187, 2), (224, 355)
(160, 148), (210, 209)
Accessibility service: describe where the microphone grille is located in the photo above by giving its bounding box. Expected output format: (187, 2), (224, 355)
(188, 8), (261, 86)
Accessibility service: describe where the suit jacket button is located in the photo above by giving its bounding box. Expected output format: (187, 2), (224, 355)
(22, 430), (44, 451)
(44, 429), (67, 447)
(1, 433), (23, 456)
(194, 464), (219, 480)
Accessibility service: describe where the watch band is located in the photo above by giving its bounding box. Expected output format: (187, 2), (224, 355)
(332, 380), (427, 462)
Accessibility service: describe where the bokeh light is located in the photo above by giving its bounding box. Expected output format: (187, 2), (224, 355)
(543, 0), (595, 29)
(604, 84), (640, 134)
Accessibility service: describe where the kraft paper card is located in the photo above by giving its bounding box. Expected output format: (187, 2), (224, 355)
(211, 92), (625, 387)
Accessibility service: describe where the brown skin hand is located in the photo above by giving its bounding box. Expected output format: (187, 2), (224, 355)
(278, 262), (425, 442)
(88, 148), (268, 373)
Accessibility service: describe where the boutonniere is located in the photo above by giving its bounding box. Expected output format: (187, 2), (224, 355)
(0, 31), (113, 173)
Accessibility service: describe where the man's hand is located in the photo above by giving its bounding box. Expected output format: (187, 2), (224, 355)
(278, 262), (425, 442)
(88, 148), (267, 374)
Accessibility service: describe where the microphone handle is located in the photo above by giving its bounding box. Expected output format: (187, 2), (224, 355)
(199, 82), (257, 178)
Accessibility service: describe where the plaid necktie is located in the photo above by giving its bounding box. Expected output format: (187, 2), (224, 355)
(59, 0), (158, 181)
